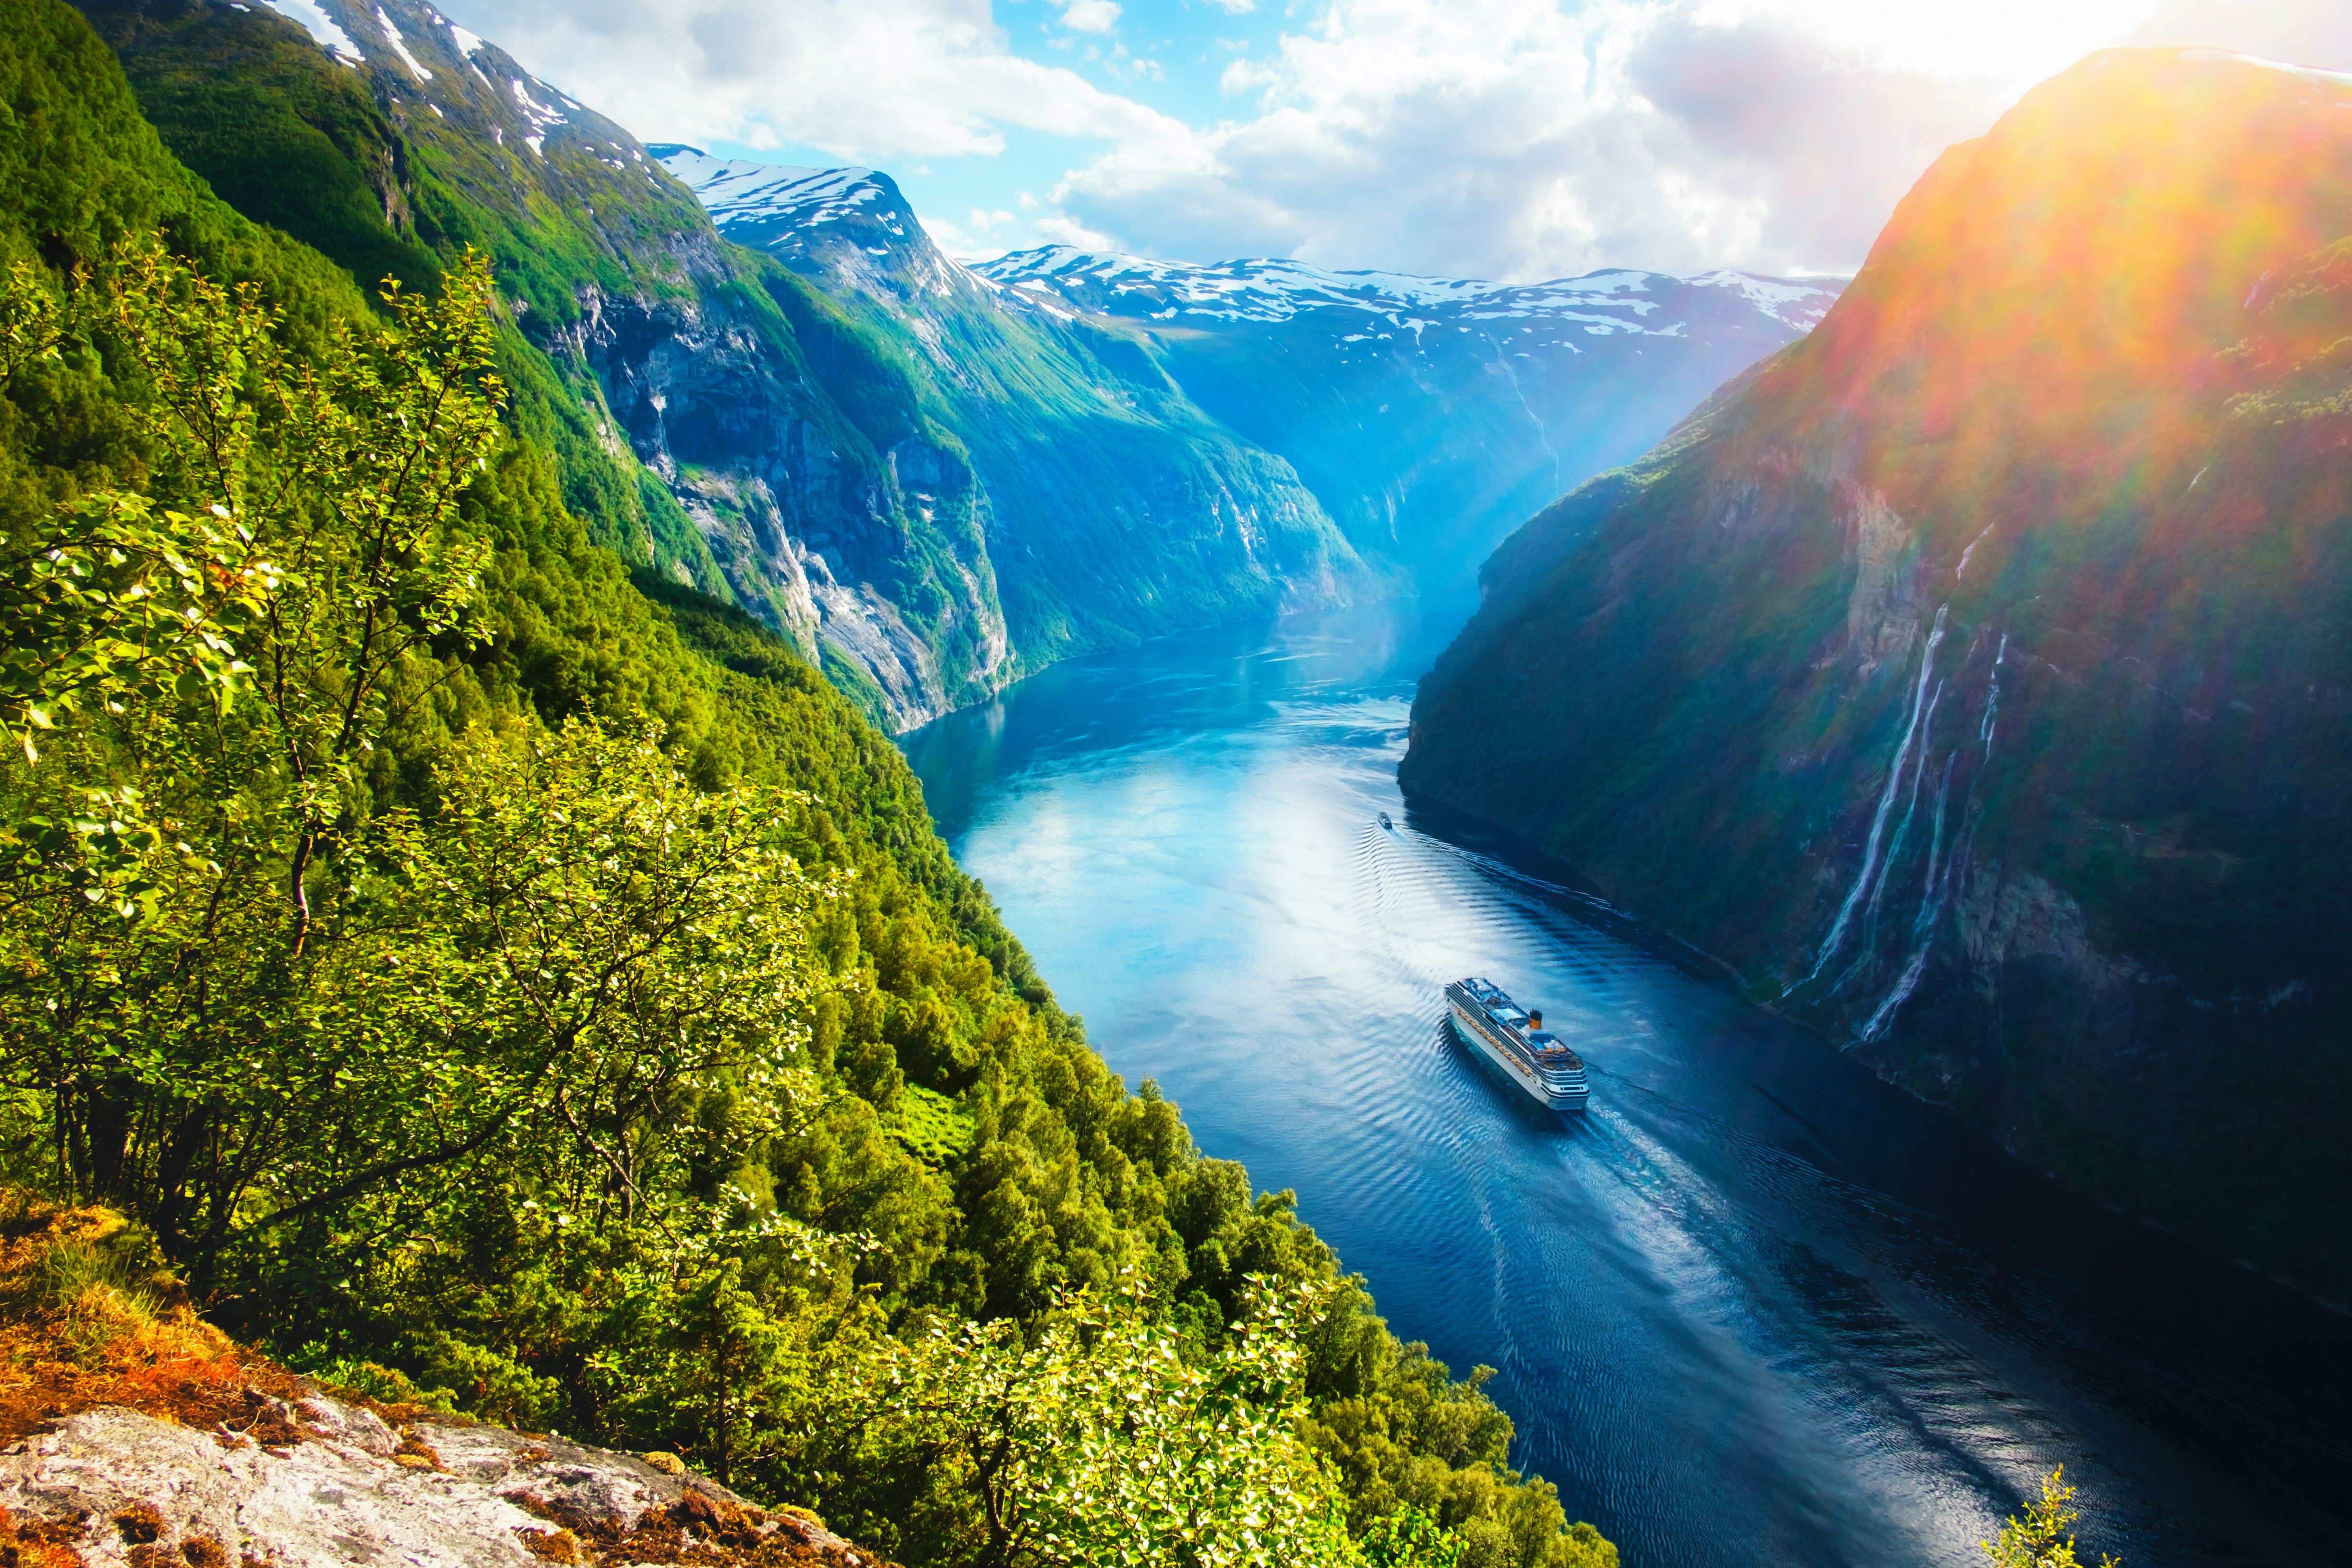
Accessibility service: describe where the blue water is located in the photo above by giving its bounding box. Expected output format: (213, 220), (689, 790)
(899, 599), (2352, 1568)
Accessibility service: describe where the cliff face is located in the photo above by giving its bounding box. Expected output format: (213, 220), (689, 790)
(976, 251), (1842, 589)
(655, 150), (1369, 682)
(1401, 50), (2352, 1295)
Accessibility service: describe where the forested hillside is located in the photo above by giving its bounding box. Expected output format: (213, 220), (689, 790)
(0, 1), (1613, 1563)
(71, 0), (1379, 731)
(1404, 48), (2352, 1301)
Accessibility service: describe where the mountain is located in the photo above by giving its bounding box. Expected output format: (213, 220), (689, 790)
(75, 0), (1364, 730)
(87, 0), (1836, 732)
(973, 248), (1841, 584)
(649, 146), (1368, 684)
(1, 6), (1617, 1561)
(653, 144), (1840, 620)
(80, 0), (1037, 727)
(1400, 49), (2352, 1296)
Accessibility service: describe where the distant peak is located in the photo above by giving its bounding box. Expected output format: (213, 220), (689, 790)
(975, 250), (1843, 333)
(654, 146), (922, 258)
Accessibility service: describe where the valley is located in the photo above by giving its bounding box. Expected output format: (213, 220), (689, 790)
(2, 3), (2349, 1567)
(1401, 48), (2352, 1305)
(902, 600), (2352, 1568)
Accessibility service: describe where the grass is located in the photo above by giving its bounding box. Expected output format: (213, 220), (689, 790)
(0, 1188), (307, 1445)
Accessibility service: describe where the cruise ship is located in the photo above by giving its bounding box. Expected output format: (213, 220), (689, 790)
(1445, 978), (1589, 1111)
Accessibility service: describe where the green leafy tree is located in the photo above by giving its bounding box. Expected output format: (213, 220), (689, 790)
(1983, 1467), (2120, 1568)
(0, 249), (840, 1295)
(0, 243), (499, 1269)
(1358, 1507), (1464, 1568)
(836, 1272), (1359, 1568)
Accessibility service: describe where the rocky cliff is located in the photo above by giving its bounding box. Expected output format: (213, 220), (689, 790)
(1401, 49), (2352, 1298)
(3, 1399), (882, 1568)
(975, 251), (1840, 588)
(653, 148), (1369, 682)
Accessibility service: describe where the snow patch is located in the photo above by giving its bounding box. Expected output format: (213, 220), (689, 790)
(259, 0), (363, 64)
(373, 7), (432, 81)
(509, 76), (568, 152)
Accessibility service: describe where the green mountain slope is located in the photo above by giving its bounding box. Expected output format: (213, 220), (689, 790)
(654, 148), (1372, 676)
(1402, 49), (2352, 1298)
(1, 3), (1616, 1561)
(81, 0), (1380, 730)
(76, 0), (1027, 729)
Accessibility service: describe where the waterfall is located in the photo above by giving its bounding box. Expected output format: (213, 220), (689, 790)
(1860, 749), (1961, 1042)
(1980, 633), (2008, 759)
(1863, 679), (1943, 947)
(1956, 522), (1996, 580)
(1915, 750), (1959, 932)
(1797, 604), (1949, 991)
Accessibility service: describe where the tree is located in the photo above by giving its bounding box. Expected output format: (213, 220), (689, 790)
(0, 248), (838, 1291)
(840, 1272), (1360, 1568)
(0, 243), (498, 1264)
(1982, 1467), (2120, 1568)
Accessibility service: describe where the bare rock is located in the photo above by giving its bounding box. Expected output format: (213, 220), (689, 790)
(0, 1390), (882, 1567)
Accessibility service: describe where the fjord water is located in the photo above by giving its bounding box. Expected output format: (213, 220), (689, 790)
(899, 601), (2352, 1568)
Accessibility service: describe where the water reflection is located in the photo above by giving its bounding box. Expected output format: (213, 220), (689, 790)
(900, 600), (2352, 1568)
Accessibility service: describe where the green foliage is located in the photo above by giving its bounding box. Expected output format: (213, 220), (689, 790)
(1982, 1468), (2120, 1568)
(74, 0), (441, 296)
(897, 1084), (978, 1165)
(0, 12), (1615, 1563)
(0, 250), (836, 1303)
(828, 1274), (1357, 1568)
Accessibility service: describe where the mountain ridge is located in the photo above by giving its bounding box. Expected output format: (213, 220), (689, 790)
(656, 140), (1845, 610)
(1400, 46), (2352, 1298)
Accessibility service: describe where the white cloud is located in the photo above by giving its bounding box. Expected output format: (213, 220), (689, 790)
(1056, 0), (1122, 34)
(1201, 0), (1256, 12)
(1056, 0), (2352, 278)
(1060, 0), (1973, 277)
(2125, 0), (2352, 67)
(437, 0), (2352, 279)
(434, 0), (1180, 160)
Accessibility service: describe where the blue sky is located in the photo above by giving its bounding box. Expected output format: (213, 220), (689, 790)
(740, 1), (1306, 261)
(439, 0), (2352, 281)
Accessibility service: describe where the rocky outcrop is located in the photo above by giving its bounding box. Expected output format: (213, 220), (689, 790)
(1402, 49), (2352, 1297)
(0, 1390), (882, 1568)
(653, 146), (1372, 690)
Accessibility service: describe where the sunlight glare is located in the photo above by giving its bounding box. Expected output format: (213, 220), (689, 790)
(1684, 0), (2161, 94)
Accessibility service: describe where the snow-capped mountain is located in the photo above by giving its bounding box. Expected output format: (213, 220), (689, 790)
(976, 247), (1838, 336)
(647, 146), (973, 309)
(658, 150), (1845, 590)
(647, 149), (911, 255)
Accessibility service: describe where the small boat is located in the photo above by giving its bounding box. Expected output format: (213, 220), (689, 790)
(1445, 977), (1589, 1112)
(1379, 812), (1394, 830)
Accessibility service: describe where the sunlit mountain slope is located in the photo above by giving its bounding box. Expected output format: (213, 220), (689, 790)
(1403, 48), (2352, 1296)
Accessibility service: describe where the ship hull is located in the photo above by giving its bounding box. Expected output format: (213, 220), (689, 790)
(1448, 998), (1589, 1112)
